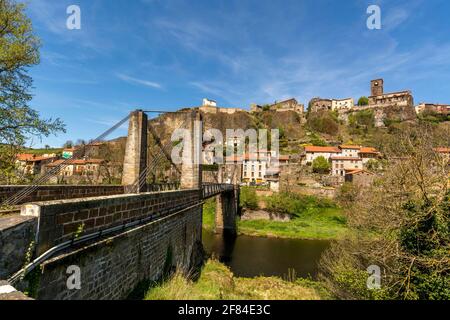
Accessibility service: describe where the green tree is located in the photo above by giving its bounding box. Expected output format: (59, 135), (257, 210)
(357, 96), (369, 106)
(312, 156), (330, 174)
(0, 0), (65, 182)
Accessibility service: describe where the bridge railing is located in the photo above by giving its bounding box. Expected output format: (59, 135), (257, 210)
(202, 183), (234, 199)
(144, 183), (180, 192)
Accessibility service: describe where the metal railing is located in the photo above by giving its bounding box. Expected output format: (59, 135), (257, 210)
(202, 183), (234, 199)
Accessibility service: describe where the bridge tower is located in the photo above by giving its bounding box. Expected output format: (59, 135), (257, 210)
(180, 110), (203, 191)
(122, 110), (148, 192)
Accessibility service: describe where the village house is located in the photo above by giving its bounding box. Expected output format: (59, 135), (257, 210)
(199, 98), (245, 114)
(330, 156), (363, 177)
(45, 158), (105, 179)
(309, 98), (333, 112)
(226, 150), (289, 185)
(16, 153), (58, 175)
(344, 169), (376, 187)
(331, 98), (354, 111)
(415, 103), (450, 115)
(303, 146), (341, 164)
(303, 145), (380, 176)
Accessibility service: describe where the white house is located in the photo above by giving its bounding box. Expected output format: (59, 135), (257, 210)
(304, 146), (341, 164)
(331, 98), (354, 111)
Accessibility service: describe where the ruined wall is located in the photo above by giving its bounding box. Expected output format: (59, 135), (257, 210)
(33, 203), (203, 300)
(0, 185), (125, 205)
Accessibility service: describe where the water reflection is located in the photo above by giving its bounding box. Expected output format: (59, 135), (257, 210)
(202, 230), (330, 279)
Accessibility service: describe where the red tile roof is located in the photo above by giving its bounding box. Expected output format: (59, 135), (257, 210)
(340, 145), (361, 150)
(359, 147), (379, 154)
(304, 146), (341, 153)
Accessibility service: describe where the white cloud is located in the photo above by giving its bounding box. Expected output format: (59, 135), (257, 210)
(116, 73), (163, 89)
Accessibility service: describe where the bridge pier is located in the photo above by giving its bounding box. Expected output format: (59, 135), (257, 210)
(122, 110), (148, 192)
(215, 190), (238, 235)
(214, 166), (238, 235)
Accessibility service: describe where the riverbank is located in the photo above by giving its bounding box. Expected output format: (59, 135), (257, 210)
(145, 259), (326, 300)
(203, 197), (349, 240)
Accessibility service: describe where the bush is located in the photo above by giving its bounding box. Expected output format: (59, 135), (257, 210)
(240, 187), (258, 210)
(357, 96), (369, 106)
(312, 156), (330, 174)
(307, 111), (339, 135)
(265, 192), (336, 217)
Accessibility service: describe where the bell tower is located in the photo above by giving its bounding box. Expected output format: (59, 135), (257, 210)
(371, 79), (384, 96)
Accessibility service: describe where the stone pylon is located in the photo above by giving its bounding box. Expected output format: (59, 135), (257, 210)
(122, 110), (148, 192)
(180, 110), (203, 191)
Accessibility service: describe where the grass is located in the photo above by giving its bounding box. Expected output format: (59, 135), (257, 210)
(145, 259), (323, 300)
(238, 207), (348, 240)
(202, 196), (349, 240)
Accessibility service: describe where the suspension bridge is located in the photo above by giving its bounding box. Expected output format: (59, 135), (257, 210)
(0, 109), (239, 300)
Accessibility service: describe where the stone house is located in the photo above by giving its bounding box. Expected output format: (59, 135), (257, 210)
(344, 169), (376, 187)
(330, 156), (363, 177)
(309, 98), (333, 112)
(16, 153), (58, 175)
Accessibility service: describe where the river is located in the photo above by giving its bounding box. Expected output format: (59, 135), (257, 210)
(202, 230), (330, 279)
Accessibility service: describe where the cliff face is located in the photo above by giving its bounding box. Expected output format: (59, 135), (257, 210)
(144, 109), (304, 146)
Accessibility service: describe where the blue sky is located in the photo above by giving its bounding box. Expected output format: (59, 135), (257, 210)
(24, 0), (450, 147)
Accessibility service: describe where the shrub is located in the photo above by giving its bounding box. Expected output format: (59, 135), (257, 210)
(312, 156), (330, 174)
(265, 192), (336, 217)
(357, 96), (369, 106)
(307, 111), (339, 135)
(240, 187), (258, 210)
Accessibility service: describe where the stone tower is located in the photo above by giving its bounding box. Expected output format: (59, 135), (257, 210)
(371, 79), (384, 96)
(122, 110), (148, 192)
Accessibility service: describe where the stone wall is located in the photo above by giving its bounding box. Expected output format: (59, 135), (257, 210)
(0, 185), (125, 205)
(32, 202), (203, 300)
(22, 189), (200, 255)
(0, 215), (37, 279)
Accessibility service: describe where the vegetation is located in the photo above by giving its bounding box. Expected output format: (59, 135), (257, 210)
(418, 110), (450, 123)
(357, 96), (369, 106)
(145, 259), (323, 300)
(238, 207), (347, 240)
(320, 124), (450, 300)
(312, 156), (330, 173)
(0, 0), (65, 184)
(348, 109), (375, 136)
(239, 186), (258, 210)
(306, 110), (339, 135)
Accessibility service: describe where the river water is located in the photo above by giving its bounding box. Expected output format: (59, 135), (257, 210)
(202, 230), (330, 279)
